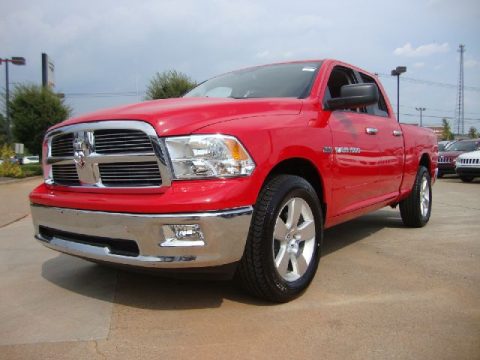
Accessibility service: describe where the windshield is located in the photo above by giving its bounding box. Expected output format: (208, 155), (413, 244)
(184, 62), (322, 99)
(447, 141), (478, 152)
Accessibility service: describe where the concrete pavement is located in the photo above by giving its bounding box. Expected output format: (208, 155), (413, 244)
(0, 177), (42, 227)
(0, 177), (479, 359)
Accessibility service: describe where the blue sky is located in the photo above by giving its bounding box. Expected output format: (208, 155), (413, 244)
(1, 0), (479, 131)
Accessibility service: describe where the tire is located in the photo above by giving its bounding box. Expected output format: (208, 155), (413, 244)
(399, 166), (432, 227)
(437, 171), (444, 179)
(236, 175), (323, 303)
(460, 176), (474, 183)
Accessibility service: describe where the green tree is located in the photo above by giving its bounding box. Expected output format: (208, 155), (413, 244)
(10, 84), (71, 156)
(145, 70), (197, 100)
(441, 118), (454, 140)
(468, 126), (478, 139)
(0, 144), (22, 177)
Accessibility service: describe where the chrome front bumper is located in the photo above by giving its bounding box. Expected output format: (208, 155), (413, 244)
(31, 204), (253, 268)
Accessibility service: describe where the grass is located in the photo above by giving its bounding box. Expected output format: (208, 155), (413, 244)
(0, 163), (42, 178)
(21, 164), (43, 177)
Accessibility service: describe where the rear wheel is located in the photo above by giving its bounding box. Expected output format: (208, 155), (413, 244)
(399, 166), (432, 227)
(237, 175), (323, 303)
(460, 176), (474, 183)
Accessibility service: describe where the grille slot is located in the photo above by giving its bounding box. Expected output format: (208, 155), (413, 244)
(99, 162), (161, 187)
(52, 164), (80, 186)
(39, 226), (140, 257)
(460, 158), (480, 164)
(94, 129), (153, 154)
(51, 133), (74, 157)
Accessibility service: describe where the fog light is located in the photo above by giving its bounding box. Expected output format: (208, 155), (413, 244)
(160, 224), (205, 247)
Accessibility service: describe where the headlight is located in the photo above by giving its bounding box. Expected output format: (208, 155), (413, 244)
(164, 135), (255, 179)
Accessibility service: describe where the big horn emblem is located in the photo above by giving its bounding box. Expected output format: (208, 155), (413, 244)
(73, 133), (90, 168)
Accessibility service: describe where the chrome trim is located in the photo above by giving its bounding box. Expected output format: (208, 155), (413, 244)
(393, 130), (403, 137)
(365, 127), (378, 135)
(31, 204), (253, 268)
(45, 121), (172, 188)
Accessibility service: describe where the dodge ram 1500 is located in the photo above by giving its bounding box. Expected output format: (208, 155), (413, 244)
(30, 59), (438, 302)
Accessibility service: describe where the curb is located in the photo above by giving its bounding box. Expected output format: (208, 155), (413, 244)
(0, 176), (43, 185)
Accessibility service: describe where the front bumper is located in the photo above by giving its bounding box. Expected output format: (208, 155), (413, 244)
(438, 163), (455, 174)
(455, 167), (480, 177)
(31, 204), (252, 269)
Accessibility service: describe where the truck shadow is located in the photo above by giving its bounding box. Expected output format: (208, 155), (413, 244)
(41, 209), (405, 309)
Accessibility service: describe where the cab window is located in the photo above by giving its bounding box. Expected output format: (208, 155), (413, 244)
(323, 66), (357, 109)
(359, 73), (389, 117)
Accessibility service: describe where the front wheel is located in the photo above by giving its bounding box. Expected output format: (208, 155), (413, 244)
(399, 166), (432, 227)
(236, 175), (323, 303)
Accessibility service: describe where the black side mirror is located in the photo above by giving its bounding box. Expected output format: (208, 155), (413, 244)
(326, 83), (379, 111)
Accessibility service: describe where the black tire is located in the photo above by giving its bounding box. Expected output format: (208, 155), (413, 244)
(399, 166), (432, 227)
(236, 175), (323, 303)
(460, 176), (474, 183)
(437, 171), (444, 179)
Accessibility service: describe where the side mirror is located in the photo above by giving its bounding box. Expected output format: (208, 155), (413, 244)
(326, 83), (379, 111)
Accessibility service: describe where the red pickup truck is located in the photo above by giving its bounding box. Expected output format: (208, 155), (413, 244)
(30, 59), (438, 302)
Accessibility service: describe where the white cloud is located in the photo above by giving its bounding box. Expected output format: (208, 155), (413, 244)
(394, 42), (450, 57)
(255, 51), (270, 59)
(465, 58), (479, 68)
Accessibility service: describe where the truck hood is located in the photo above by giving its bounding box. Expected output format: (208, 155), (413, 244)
(51, 97), (303, 136)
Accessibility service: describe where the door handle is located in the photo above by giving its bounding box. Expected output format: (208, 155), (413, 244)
(393, 130), (403, 137)
(365, 127), (378, 135)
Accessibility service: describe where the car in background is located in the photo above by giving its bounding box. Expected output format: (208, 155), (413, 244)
(22, 156), (40, 164)
(0, 156), (20, 165)
(455, 150), (480, 183)
(438, 139), (480, 178)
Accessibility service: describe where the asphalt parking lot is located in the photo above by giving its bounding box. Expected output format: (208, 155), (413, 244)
(0, 176), (479, 360)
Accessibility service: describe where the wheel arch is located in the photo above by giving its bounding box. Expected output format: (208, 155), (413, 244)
(419, 153), (433, 178)
(263, 157), (327, 222)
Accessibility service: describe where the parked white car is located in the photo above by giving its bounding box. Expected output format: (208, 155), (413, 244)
(22, 156), (40, 164)
(455, 150), (480, 183)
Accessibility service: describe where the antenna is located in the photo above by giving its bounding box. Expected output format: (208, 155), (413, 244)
(456, 44), (465, 135)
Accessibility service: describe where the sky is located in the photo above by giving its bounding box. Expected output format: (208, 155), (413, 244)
(1, 0), (479, 131)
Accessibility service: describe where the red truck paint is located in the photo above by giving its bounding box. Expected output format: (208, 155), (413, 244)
(30, 59), (438, 302)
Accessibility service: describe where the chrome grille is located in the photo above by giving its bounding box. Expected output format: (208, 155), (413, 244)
(459, 158), (480, 165)
(438, 156), (452, 164)
(99, 162), (161, 186)
(52, 164), (80, 186)
(45, 121), (171, 188)
(94, 129), (153, 154)
(51, 133), (74, 157)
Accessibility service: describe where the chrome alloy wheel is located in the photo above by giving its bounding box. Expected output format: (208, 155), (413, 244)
(420, 175), (430, 217)
(273, 197), (316, 282)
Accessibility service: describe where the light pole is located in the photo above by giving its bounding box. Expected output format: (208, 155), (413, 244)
(415, 107), (426, 127)
(391, 66), (407, 122)
(0, 56), (26, 143)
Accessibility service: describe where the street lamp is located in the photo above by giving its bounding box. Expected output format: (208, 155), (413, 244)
(415, 107), (426, 127)
(0, 56), (26, 143)
(391, 66), (407, 122)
